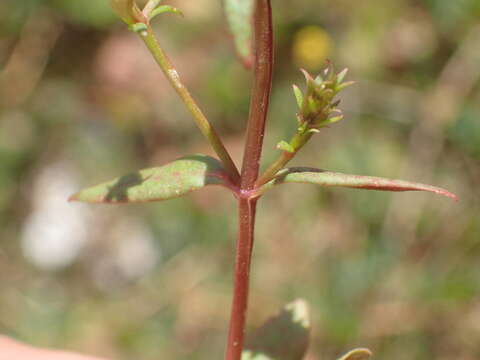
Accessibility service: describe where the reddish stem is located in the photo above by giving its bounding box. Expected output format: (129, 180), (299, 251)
(226, 197), (257, 360)
(240, 0), (274, 191)
(225, 1), (273, 360)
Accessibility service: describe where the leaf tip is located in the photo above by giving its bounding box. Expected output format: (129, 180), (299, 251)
(338, 348), (372, 360)
(436, 188), (459, 201)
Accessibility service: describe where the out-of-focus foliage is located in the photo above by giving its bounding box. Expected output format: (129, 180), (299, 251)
(225, 0), (254, 67)
(0, 1), (479, 360)
(242, 299), (311, 360)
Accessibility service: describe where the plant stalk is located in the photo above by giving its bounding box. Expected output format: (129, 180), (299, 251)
(226, 1), (273, 360)
(256, 131), (313, 186)
(226, 197), (257, 360)
(140, 26), (240, 183)
(240, 0), (274, 191)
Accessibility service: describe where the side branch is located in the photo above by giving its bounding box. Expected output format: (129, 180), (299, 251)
(240, 0), (274, 190)
(140, 26), (240, 183)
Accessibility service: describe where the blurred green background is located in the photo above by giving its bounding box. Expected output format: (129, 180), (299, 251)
(1, 0), (479, 359)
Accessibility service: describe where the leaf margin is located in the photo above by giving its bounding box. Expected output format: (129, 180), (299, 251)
(255, 167), (458, 200)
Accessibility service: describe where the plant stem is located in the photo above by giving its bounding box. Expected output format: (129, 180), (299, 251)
(256, 150), (294, 185)
(226, 197), (257, 360)
(256, 131), (313, 186)
(240, 0), (274, 191)
(225, 1), (273, 360)
(139, 26), (240, 183)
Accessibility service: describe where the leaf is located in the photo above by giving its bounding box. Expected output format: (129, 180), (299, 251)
(70, 155), (235, 204)
(256, 167), (458, 200)
(225, 0), (254, 68)
(242, 352), (273, 360)
(293, 85), (304, 109)
(337, 348), (372, 360)
(336, 68), (349, 84)
(150, 5), (184, 20)
(242, 299), (311, 360)
(277, 141), (295, 153)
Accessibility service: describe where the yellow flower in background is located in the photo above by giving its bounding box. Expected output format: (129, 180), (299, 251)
(293, 26), (333, 70)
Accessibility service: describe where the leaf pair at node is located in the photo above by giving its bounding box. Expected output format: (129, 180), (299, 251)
(70, 154), (457, 204)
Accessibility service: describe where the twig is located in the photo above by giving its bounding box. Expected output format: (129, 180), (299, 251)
(139, 26), (240, 182)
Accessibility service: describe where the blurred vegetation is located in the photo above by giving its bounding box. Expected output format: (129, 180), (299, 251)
(1, 0), (479, 359)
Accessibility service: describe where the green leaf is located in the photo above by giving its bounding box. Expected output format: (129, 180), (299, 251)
(225, 0), (254, 68)
(70, 155), (235, 204)
(337, 348), (372, 360)
(277, 141), (295, 153)
(292, 85), (304, 109)
(150, 5), (184, 20)
(242, 352), (273, 360)
(322, 114), (344, 126)
(336, 68), (349, 84)
(242, 299), (311, 360)
(256, 167), (458, 200)
(129, 22), (148, 33)
(336, 81), (355, 92)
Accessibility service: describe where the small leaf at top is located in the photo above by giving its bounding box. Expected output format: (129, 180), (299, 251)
(277, 141), (295, 153)
(242, 299), (311, 360)
(292, 85), (304, 109)
(337, 348), (372, 360)
(70, 155), (235, 204)
(149, 5), (184, 20)
(255, 167), (458, 200)
(336, 68), (349, 84)
(225, 0), (254, 68)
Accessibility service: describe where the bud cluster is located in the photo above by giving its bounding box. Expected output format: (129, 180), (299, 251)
(294, 63), (353, 133)
(276, 64), (353, 154)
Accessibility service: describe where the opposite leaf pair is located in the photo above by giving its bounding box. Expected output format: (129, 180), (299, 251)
(70, 154), (456, 203)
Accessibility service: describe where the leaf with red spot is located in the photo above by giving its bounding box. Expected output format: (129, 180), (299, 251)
(256, 167), (457, 200)
(70, 155), (235, 204)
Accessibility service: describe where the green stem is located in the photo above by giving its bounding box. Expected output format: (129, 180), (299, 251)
(139, 26), (240, 183)
(256, 131), (313, 186)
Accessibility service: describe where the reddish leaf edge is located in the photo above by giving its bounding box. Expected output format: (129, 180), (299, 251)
(255, 167), (458, 201)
